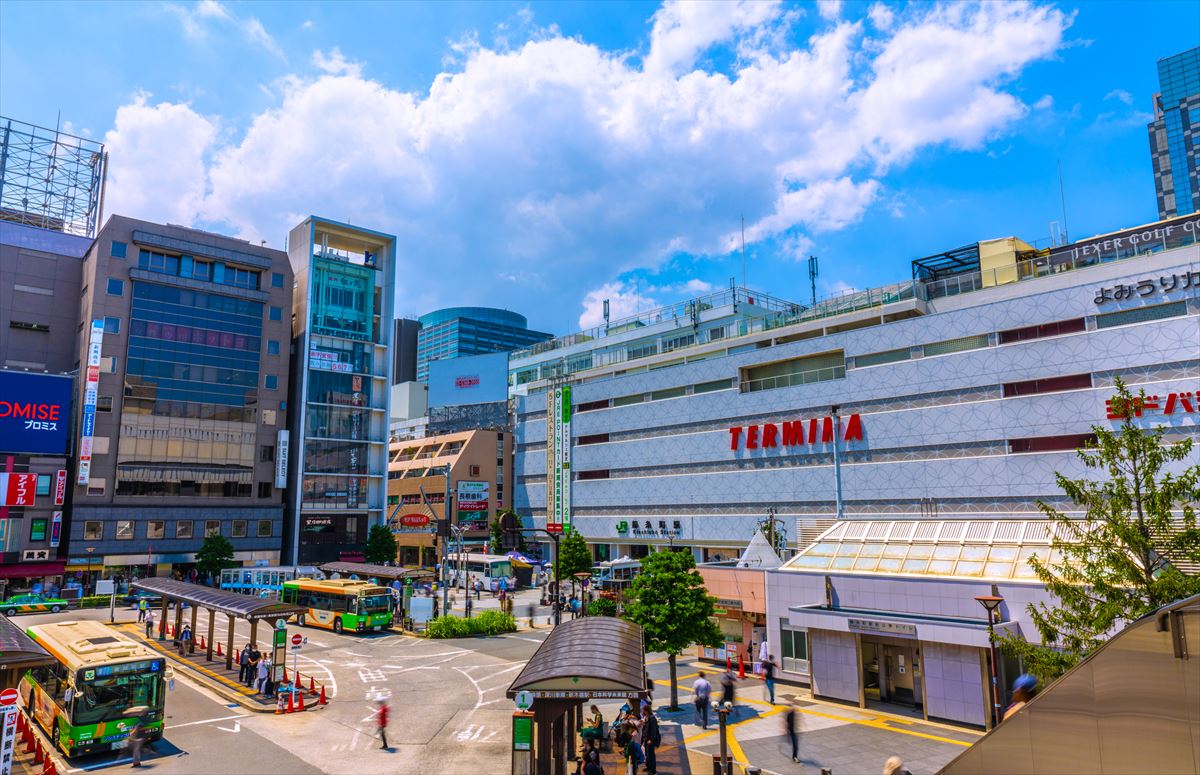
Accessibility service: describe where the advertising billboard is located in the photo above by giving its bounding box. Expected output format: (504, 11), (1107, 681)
(456, 481), (489, 526)
(0, 370), (73, 455)
(78, 320), (104, 484)
(545, 385), (571, 534)
(428, 351), (509, 408)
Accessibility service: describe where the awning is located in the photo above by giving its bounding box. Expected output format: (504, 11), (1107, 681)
(132, 577), (304, 621)
(508, 617), (647, 699)
(0, 561), (67, 579)
(0, 615), (54, 670)
(787, 604), (1018, 649)
(320, 562), (434, 582)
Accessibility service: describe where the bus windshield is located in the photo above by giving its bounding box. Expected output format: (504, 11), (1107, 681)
(488, 561), (512, 579)
(73, 670), (163, 726)
(356, 594), (392, 614)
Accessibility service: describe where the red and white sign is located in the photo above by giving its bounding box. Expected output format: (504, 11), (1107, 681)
(454, 375), (481, 389)
(291, 634), (303, 647)
(545, 523), (563, 535)
(53, 469), (67, 505)
(0, 473), (38, 506)
(0, 688), (18, 707)
(398, 513), (430, 528)
(728, 413), (863, 451)
(1106, 390), (1198, 420)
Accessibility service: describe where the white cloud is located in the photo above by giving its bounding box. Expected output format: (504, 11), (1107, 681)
(102, 94), (217, 226)
(867, 3), (894, 31)
(105, 1), (1070, 329)
(1033, 94), (1053, 110)
(817, 0), (842, 22)
(1104, 88), (1133, 105)
(167, 0), (283, 58)
(301, 20), (314, 30)
(578, 282), (659, 329)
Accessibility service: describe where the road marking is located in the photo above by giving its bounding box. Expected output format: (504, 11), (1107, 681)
(503, 636), (547, 644)
(167, 713), (247, 729)
(216, 721), (242, 733)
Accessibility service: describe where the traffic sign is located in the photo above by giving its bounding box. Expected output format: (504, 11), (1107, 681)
(291, 634), (303, 647)
(514, 690), (533, 710)
(275, 618), (287, 630)
(0, 688), (18, 707)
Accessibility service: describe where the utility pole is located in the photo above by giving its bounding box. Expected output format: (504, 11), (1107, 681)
(506, 527), (560, 626)
(808, 255), (819, 306)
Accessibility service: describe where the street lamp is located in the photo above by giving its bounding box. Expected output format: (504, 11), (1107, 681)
(506, 527), (560, 626)
(572, 572), (591, 617)
(711, 700), (734, 775)
(975, 594), (1005, 726)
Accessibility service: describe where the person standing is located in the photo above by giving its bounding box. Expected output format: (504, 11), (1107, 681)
(255, 654), (270, 694)
(144, 610), (155, 640)
(641, 706), (660, 775)
(238, 641), (252, 684)
(762, 654), (778, 704)
(137, 598), (147, 623)
(246, 643), (261, 687)
(376, 697), (390, 750)
(784, 705), (798, 763)
(128, 718), (147, 768)
(693, 672), (712, 729)
(721, 668), (736, 707)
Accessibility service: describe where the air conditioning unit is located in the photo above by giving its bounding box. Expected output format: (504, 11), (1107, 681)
(22, 549), (50, 562)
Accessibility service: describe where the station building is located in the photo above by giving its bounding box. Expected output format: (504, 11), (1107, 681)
(510, 213), (1200, 726)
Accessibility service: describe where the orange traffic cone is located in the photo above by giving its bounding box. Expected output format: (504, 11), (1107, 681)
(318, 685), (328, 705)
(283, 666), (289, 683)
(198, 635), (205, 650)
(297, 690), (306, 711)
(309, 675), (317, 696)
(42, 757), (57, 775)
(33, 739), (44, 765)
(217, 642), (223, 657)
(738, 650), (745, 680)
(16, 713), (24, 734)
(275, 694), (284, 715)
(285, 692), (294, 714)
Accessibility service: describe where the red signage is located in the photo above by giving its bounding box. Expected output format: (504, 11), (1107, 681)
(1, 473), (38, 507)
(398, 514), (430, 528)
(291, 634), (303, 646)
(0, 401), (61, 421)
(455, 375), (481, 389)
(53, 469), (67, 505)
(545, 523), (563, 535)
(728, 414), (863, 451)
(1106, 390), (1198, 419)
(0, 688), (17, 707)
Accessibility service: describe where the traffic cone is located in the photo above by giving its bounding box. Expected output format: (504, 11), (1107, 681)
(297, 691), (306, 711)
(283, 666), (289, 683)
(198, 635), (205, 650)
(318, 685), (328, 705)
(285, 692), (294, 714)
(309, 676), (317, 696)
(42, 757), (57, 775)
(738, 651), (745, 680)
(16, 713), (24, 734)
(275, 694), (284, 715)
(33, 738), (44, 765)
(217, 642), (224, 657)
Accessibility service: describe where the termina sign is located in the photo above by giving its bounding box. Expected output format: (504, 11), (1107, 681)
(729, 414), (863, 450)
(0, 371), (72, 455)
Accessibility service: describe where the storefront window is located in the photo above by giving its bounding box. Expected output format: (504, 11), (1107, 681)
(84, 521), (103, 540)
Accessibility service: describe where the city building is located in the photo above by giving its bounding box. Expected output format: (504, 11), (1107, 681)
(67, 216), (294, 579)
(387, 428), (513, 566)
(1149, 47), (1200, 218)
(415, 307), (551, 383)
(285, 217), (395, 565)
(392, 318), (420, 384)
(389, 380), (429, 441)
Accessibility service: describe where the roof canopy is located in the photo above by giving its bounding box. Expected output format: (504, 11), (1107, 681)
(508, 617), (647, 700)
(132, 578), (305, 621)
(320, 562), (434, 581)
(0, 614), (53, 670)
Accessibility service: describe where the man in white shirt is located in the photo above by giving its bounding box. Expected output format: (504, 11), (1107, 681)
(693, 672), (712, 730)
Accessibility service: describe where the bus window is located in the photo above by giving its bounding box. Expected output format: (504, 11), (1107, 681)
(73, 671), (163, 727)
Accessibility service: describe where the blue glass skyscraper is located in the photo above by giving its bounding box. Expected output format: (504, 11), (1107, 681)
(415, 307), (551, 383)
(1148, 47), (1199, 218)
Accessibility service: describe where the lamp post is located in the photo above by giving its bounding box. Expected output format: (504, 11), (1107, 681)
(712, 700), (734, 775)
(975, 594), (1005, 727)
(506, 528), (560, 626)
(572, 572), (591, 617)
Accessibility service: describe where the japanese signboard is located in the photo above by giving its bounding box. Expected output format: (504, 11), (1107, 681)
(545, 386), (571, 534)
(77, 320), (105, 484)
(847, 618), (918, 637)
(53, 469), (67, 505)
(0, 474), (37, 507)
(457, 481), (489, 525)
(1106, 390), (1199, 420)
(0, 370), (72, 455)
(1093, 270), (1200, 305)
(309, 349), (353, 373)
(275, 430), (289, 489)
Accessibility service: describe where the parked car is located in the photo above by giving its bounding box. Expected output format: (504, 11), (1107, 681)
(3, 594), (69, 616)
(121, 589), (168, 609)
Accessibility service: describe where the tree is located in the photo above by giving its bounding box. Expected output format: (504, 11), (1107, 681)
(195, 534), (235, 579)
(555, 528), (593, 585)
(1001, 379), (1200, 682)
(363, 524), (399, 565)
(624, 550), (722, 710)
(488, 519), (504, 555)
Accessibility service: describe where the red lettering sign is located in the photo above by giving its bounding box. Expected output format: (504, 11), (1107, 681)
(0, 401), (60, 420)
(398, 513), (430, 528)
(54, 469), (67, 505)
(455, 375), (481, 389)
(1107, 390), (1198, 419)
(728, 414), (864, 451)
(2, 473), (38, 506)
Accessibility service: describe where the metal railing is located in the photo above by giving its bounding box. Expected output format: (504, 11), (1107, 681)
(739, 365), (846, 393)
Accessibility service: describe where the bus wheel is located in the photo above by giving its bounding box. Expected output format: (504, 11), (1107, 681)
(297, 613), (305, 626)
(51, 720), (63, 754)
(333, 618), (344, 634)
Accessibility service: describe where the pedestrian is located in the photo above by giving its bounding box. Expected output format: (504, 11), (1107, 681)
(238, 641), (252, 684)
(474, 579), (482, 600)
(137, 598), (147, 622)
(144, 610), (155, 640)
(784, 705), (798, 763)
(246, 643), (261, 687)
(883, 755), (914, 775)
(583, 749), (604, 775)
(1004, 674), (1038, 721)
(693, 671), (712, 729)
(180, 624), (193, 655)
(491, 578), (499, 597)
(256, 655), (270, 694)
(581, 704), (604, 749)
(721, 668), (736, 707)
(499, 576), (508, 594)
(128, 718), (147, 767)
(376, 697), (390, 750)
(762, 654), (778, 704)
(641, 705), (660, 775)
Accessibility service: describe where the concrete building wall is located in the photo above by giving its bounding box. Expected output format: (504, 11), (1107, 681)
(809, 629), (859, 704)
(922, 641), (988, 727)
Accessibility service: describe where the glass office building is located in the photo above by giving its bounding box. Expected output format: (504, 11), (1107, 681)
(415, 306), (551, 382)
(286, 217), (395, 565)
(1149, 47), (1200, 218)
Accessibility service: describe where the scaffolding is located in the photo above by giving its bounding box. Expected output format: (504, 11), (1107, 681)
(0, 116), (107, 237)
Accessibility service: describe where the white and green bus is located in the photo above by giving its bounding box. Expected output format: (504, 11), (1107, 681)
(20, 620), (167, 756)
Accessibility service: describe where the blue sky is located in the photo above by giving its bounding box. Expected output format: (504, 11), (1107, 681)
(2, 1), (1197, 334)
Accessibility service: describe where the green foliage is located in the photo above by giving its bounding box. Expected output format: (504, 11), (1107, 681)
(625, 550), (722, 654)
(587, 597), (618, 617)
(556, 528), (593, 582)
(489, 519), (504, 554)
(77, 595), (109, 608)
(195, 534), (236, 577)
(425, 610), (517, 638)
(1000, 379), (1200, 682)
(363, 524), (399, 565)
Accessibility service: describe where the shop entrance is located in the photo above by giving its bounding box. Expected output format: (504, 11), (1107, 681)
(861, 638), (922, 709)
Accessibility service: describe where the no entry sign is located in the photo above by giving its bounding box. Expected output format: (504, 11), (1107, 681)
(0, 688), (18, 707)
(291, 634), (303, 647)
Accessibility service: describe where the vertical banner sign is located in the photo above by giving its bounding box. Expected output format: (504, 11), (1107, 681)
(53, 469), (67, 505)
(0, 474), (38, 506)
(275, 430), (290, 488)
(77, 320), (104, 485)
(50, 511), (62, 548)
(559, 386), (572, 532)
(545, 389), (559, 533)
(1, 701), (18, 775)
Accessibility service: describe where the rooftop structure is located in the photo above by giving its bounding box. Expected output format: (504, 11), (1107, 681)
(1149, 47), (1200, 218)
(0, 116), (106, 238)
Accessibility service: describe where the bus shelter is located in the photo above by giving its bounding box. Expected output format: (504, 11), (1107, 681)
(0, 614), (53, 689)
(319, 561), (434, 583)
(131, 578), (304, 671)
(507, 618), (648, 775)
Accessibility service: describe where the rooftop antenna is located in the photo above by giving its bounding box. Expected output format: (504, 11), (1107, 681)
(807, 255), (819, 306)
(1057, 159), (1070, 245)
(740, 215), (747, 291)
(603, 298), (610, 329)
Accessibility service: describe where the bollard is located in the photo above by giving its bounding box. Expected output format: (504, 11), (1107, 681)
(318, 685), (328, 705)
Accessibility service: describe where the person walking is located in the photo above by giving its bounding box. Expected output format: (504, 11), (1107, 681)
(1004, 674), (1038, 721)
(179, 624), (193, 655)
(238, 642), (252, 684)
(883, 755), (914, 775)
(721, 668), (736, 707)
(693, 671), (712, 729)
(762, 654), (778, 704)
(128, 718), (147, 768)
(641, 705), (660, 775)
(137, 598), (147, 623)
(784, 705), (798, 763)
(376, 697), (390, 750)
(144, 609), (155, 640)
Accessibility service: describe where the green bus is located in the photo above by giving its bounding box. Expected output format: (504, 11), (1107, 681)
(281, 578), (394, 634)
(20, 620), (166, 756)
